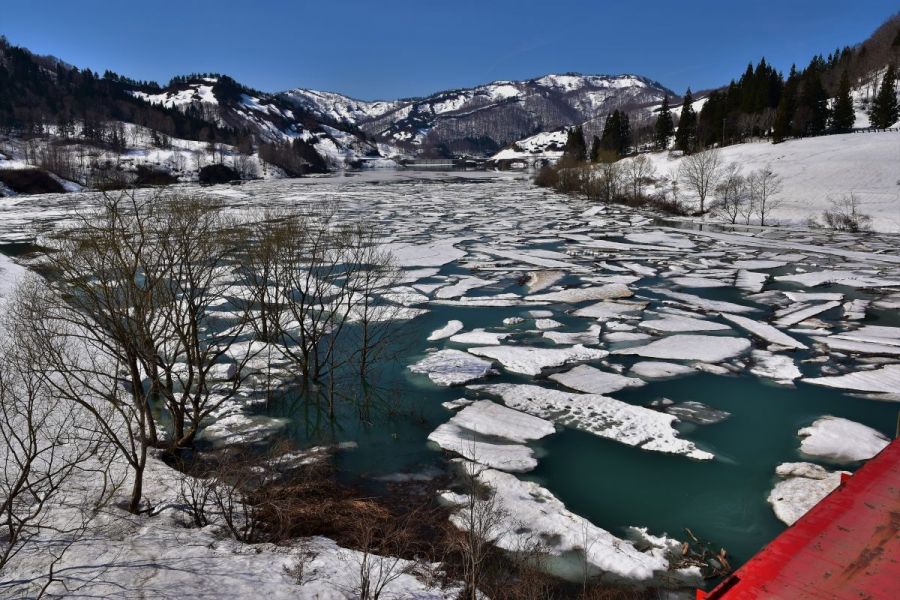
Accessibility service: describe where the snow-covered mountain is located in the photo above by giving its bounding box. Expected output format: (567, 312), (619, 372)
(128, 76), (383, 168)
(282, 74), (675, 157)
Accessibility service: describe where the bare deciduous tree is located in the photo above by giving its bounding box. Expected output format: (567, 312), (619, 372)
(748, 165), (783, 226)
(0, 277), (117, 590)
(623, 154), (656, 200)
(448, 455), (508, 600)
(679, 148), (723, 213)
(714, 163), (748, 224)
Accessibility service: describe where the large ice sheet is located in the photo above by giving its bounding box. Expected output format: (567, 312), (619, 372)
(798, 416), (889, 464)
(613, 334), (751, 363)
(468, 344), (607, 376)
(442, 464), (674, 583)
(767, 462), (847, 525)
(471, 383), (713, 460)
(720, 313), (806, 350)
(805, 364), (900, 395)
(409, 349), (494, 385)
(549, 364), (644, 395)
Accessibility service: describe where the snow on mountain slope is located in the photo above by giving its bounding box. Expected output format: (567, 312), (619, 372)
(131, 78), (219, 108)
(129, 77), (387, 168)
(287, 74), (674, 157)
(280, 88), (403, 124)
(490, 130), (568, 163)
(644, 131), (900, 232)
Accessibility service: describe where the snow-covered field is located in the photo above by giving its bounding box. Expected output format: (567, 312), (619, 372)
(0, 171), (897, 597)
(643, 131), (900, 233)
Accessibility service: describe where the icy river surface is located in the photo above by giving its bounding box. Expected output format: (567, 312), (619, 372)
(2, 170), (898, 582)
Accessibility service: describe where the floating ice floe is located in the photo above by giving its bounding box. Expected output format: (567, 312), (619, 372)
(749, 350), (802, 385)
(842, 299), (869, 320)
(776, 270), (900, 289)
(441, 464), (683, 584)
(639, 315), (730, 333)
(468, 344), (607, 376)
(409, 349), (494, 386)
(732, 259), (786, 270)
(604, 331), (653, 343)
(624, 231), (695, 249)
(767, 462), (848, 525)
(828, 325), (900, 348)
(629, 361), (697, 379)
(503, 316), (525, 325)
(473, 246), (581, 270)
(804, 364), (900, 396)
(774, 301), (841, 328)
(810, 335), (900, 356)
(470, 383), (712, 460)
(527, 283), (633, 304)
(735, 270), (768, 293)
(543, 324), (603, 345)
(670, 276), (730, 288)
(535, 318), (563, 330)
(382, 286), (430, 305)
(428, 319), (464, 341)
(526, 270), (565, 292)
(549, 364), (645, 395)
(661, 400), (730, 425)
(432, 293), (545, 307)
(613, 334), (751, 363)
(720, 313), (807, 350)
(655, 289), (758, 314)
(798, 416), (889, 464)
(573, 300), (646, 320)
(385, 237), (468, 267)
(783, 291), (843, 303)
(449, 328), (510, 345)
(428, 400), (555, 472)
(434, 275), (496, 299)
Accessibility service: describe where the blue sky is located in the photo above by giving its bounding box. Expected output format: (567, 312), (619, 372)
(2, 1), (896, 99)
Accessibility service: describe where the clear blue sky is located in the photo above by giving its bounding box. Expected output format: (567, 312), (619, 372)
(2, 1), (897, 100)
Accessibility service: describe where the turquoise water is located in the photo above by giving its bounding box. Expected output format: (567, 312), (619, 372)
(254, 259), (898, 574)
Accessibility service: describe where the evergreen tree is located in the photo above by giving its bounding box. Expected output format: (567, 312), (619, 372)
(562, 125), (587, 163)
(830, 70), (855, 132)
(589, 135), (602, 162)
(618, 112), (632, 155)
(599, 112), (616, 154)
(869, 64), (898, 129)
(599, 110), (631, 157)
(795, 67), (829, 136)
(773, 67), (798, 143)
(674, 89), (697, 153)
(654, 96), (675, 149)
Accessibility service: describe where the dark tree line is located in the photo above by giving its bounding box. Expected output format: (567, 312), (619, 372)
(0, 38), (240, 145)
(655, 14), (899, 151)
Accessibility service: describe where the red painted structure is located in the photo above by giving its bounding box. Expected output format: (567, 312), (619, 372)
(698, 438), (900, 599)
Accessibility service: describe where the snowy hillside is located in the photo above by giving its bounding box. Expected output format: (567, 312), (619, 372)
(644, 131), (900, 232)
(129, 77), (388, 168)
(490, 130), (568, 165)
(279, 88), (402, 125)
(287, 74), (674, 157)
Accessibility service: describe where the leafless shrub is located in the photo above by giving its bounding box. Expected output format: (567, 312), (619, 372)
(822, 194), (873, 232)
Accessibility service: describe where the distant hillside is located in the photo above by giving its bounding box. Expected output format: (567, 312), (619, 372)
(283, 74), (674, 157)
